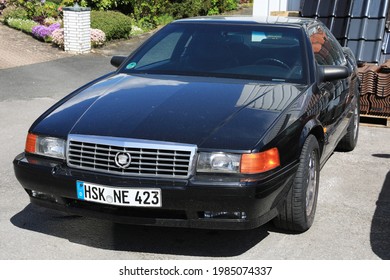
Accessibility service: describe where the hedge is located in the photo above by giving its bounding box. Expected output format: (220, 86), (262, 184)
(91, 10), (132, 41)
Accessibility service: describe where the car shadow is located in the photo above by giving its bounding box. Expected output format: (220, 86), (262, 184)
(10, 204), (270, 257)
(370, 170), (390, 260)
(372, 154), (390, 159)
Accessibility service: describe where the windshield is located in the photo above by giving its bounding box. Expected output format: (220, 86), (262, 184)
(121, 22), (308, 84)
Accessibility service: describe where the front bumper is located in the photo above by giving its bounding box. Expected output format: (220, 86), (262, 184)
(13, 153), (298, 230)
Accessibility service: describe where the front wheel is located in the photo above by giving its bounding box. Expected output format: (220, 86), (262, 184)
(274, 135), (320, 232)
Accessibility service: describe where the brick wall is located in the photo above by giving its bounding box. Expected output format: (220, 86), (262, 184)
(63, 8), (91, 54)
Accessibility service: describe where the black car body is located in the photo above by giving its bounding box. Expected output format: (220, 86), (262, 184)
(13, 17), (360, 232)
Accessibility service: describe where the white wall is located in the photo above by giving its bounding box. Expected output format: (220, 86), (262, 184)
(253, 0), (301, 16)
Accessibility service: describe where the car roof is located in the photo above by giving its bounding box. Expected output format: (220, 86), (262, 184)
(173, 16), (317, 28)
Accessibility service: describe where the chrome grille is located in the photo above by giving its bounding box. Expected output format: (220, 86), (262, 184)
(67, 135), (197, 179)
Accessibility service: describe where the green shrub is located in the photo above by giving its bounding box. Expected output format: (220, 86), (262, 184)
(220, 0), (239, 12)
(60, 0), (88, 8)
(5, 1), (60, 20)
(37, 1), (60, 18)
(66, 0), (133, 11)
(131, 0), (170, 27)
(91, 10), (132, 41)
(88, 0), (117, 10)
(2, 5), (28, 20)
(155, 14), (174, 26)
(168, 0), (209, 19)
(6, 17), (38, 33)
(167, 0), (238, 18)
(87, 0), (235, 28)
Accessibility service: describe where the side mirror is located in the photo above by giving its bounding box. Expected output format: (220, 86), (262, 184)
(318, 65), (350, 82)
(110, 56), (127, 68)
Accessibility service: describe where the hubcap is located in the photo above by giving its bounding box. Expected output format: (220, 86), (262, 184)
(306, 150), (318, 216)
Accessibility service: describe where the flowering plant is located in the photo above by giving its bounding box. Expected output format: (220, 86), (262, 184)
(91, 28), (106, 47)
(43, 17), (61, 26)
(51, 28), (106, 49)
(32, 22), (60, 41)
(51, 28), (64, 48)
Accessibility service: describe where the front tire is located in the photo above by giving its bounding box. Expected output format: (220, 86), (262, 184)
(274, 135), (320, 232)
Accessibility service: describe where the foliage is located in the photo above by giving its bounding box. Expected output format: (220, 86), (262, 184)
(43, 16), (61, 25)
(32, 22), (60, 41)
(131, 0), (169, 28)
(3, 0), (240, 49)
(2, 5), (28, 20)
(35, 1), (59, 18)
(221, 0), (239, 11)
(90, 28), (105, 46)
(127, 0), (238, 22)
(91, 10), (132, 41)
(88, 0), (117, 10)
(51, 27), (106, 49)
(59, 0), (88, 8)
(206, 0), (239, 15)
(5, 0), (60, 19)
(84, 0), (131, 11)
(84, 0), (238, 28)
(155, 13), (174, 26)
(5, 17), (38, 33)
(51, 27), (64, 47)
(129, 24), (143, 36)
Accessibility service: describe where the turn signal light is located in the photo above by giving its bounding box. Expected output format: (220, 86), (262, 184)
(25, 133), (37, 154)
(240, 148), (280, 174)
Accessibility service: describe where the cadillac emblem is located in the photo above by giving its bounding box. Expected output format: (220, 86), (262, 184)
(114, 152), (132, 168)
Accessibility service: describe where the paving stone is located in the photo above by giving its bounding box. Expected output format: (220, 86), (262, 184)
(0, 23), (72, 70)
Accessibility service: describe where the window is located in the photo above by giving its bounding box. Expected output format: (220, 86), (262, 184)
(123, 23), (308, 84)
(308, 24), (346, 66)
(135, 32), (183, 68)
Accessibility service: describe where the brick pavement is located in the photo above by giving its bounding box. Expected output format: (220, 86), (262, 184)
(0, 23), (72, 70)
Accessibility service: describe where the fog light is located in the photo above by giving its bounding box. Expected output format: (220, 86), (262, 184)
(204, 211), (247, 219)
(31, 190), (59, 203)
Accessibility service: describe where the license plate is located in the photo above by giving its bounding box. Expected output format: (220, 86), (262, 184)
(76, 181), (161, 207)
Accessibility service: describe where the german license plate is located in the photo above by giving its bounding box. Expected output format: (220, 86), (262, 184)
(76, 181), (161, 207)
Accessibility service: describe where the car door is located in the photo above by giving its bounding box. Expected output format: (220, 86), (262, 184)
(307, 23), (351, 159)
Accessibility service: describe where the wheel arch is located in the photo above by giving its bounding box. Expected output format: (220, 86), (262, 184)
(299, 118), (325, 158)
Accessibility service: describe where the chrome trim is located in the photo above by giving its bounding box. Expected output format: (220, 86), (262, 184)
(66, 134), (198, 179)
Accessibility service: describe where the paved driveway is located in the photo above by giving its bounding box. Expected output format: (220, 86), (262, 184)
(0, 23), (72, 70)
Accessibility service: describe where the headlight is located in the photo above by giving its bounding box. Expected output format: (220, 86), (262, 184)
(25, 133), (66, 159)
(196, 148), (280, 174)
(197, 152), (241, 173)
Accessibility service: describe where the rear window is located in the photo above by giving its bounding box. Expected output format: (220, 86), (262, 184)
(122, 22), (308, 84)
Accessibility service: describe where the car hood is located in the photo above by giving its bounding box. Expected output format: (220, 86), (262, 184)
(32, 74), (305, 151)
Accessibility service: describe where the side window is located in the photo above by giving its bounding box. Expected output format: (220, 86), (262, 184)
(308, 24), (346, 66)
(136, 32), (182, 68)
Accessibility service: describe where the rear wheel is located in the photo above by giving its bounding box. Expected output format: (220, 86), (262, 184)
(337, 102), (360, 152)
(274, 135), (320, 232)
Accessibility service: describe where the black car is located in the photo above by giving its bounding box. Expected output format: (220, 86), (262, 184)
(13, 16), (360, 232)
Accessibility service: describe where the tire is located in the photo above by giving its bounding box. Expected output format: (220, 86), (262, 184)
(274, 135), (320, 232)
(337, 102), (360, 152)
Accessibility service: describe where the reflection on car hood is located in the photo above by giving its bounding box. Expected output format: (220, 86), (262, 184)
(32, 74), (305, 151)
